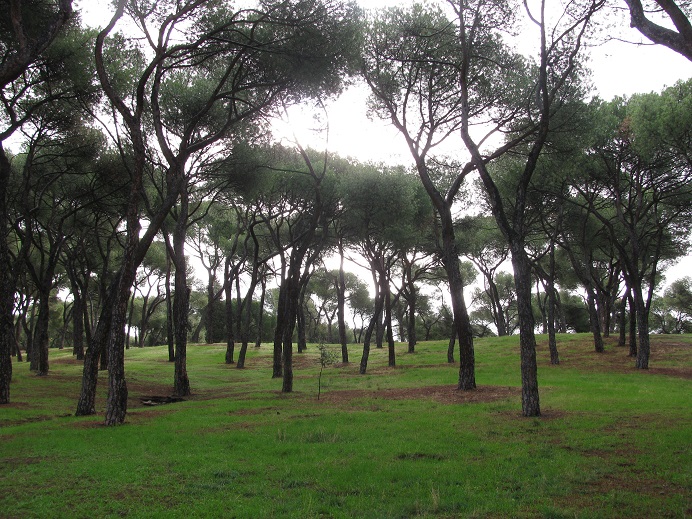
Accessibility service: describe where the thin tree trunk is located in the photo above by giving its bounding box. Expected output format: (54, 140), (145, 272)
(337, 242), (348, 362)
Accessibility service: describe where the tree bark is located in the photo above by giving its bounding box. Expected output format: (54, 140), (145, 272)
(337, 242), (348, 362)
(586, 286), (605, 353)
(628, 291), (637, 357)
(172, 192), (191, 397)
(511, 247), (540, 417)
(0, 148), (13, 404)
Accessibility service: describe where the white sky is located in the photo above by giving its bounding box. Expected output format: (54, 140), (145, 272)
(75, 0), (692, 284)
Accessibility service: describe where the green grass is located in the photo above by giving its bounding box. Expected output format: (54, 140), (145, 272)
(1, 334), (690, 518)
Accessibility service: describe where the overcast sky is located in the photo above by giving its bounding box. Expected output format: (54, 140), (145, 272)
(75, 0), (691, 281)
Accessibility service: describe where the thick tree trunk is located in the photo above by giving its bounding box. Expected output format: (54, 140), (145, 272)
(72, 284), (85, 360)
(104, 277), (132, 426)
(172, 198), (191, 397)
(618, 295), (627, 347)
(75, 277), (118, 416)
(440, 220), (475, 391)
(33, 280), (52, 376)
(633, 287), (650, 369)
(511, 248), (540, 417)
(628, 292), (637, 357)
(586, 286), (604, 353)
(0, 150), (13, 404)
(166, 245), (175, 362)
(447, 331), (455, 363)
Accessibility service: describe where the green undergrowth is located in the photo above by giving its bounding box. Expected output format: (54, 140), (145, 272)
(1, 334), (690, 518)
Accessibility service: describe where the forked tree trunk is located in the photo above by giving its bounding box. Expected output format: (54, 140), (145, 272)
(75, 277), (118, 416)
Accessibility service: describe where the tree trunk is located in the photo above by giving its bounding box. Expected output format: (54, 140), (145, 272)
(32, 279), (52, 376)
(447, 330), (455, 363)
(75, 276), (118, 416)
(165, 243), (175, 362)
(104, 275), (132, 426)
(384, 276), (396, 368)
(172, 194), (191, 397)
(511, 247), (540, 417)
(337, 242), (348, 362)
(547, 243), (559, 364)
(627, 291), (637, 357)
(618, 295), (627, 347)
(488, 276), (508, 336)
(72, 283), (85, 360)
(633, 286), (650, 369)
(0, 149), (13, 404)
(586, 286), (604, 353)
(224, 259), (236, 364)
(255, 277), (266, 348)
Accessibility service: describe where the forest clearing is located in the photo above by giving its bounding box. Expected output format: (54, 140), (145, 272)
(2, 334), (690, 518)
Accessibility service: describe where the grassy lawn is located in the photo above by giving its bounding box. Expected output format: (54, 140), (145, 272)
(1, 334), (690, 518)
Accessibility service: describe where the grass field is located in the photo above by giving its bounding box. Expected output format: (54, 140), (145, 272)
(1, 334), (690, 518)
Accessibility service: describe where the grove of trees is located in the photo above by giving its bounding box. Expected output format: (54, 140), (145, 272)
(1, 0), (690, 422)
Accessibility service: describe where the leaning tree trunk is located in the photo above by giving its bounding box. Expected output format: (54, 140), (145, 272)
(511, 246), (540, 417)
(618, 295), (627, 347)
(75, 277), (118, 416)
(359, 296), (382, 375)
(441, 220), (475, 391)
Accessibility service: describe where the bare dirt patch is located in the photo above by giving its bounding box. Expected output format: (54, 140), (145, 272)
(317, 384), (520, 405)
(536, 337), (692, 379)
